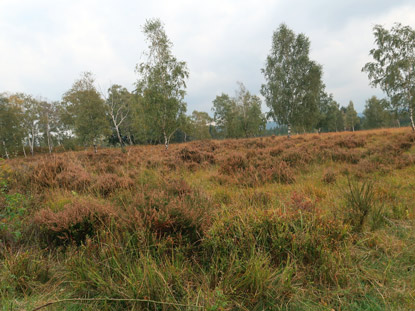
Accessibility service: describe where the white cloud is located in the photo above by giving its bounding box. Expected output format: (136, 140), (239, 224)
(0, 0), (415, 113)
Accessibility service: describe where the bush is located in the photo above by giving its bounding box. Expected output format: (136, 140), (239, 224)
(31, 156), (91, 192)
(33, 197), (117, 246)
(322, 169), (336, 184)
(219, 154), (247, 175)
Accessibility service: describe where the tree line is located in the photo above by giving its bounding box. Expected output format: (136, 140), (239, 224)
(1, 19), (414, 157)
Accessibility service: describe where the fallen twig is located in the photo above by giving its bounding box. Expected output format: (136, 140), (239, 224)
(32, 297), (204, 311)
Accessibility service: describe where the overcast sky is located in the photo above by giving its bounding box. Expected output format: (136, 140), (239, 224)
(1, 0), (415, 113)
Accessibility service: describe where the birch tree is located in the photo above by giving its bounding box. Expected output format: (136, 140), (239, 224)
(235, 82), (266, 138)
(38, 100), (60, 153)
(62, 72), (110, 153)
(261, 24), (323, 137)
(105, 85), (131, 149)
(362, 23), (415, 131)
(345, 101), (359, 132)
(10, 94), (40, 156)
(135, 18), (189, 150)
(191, 111), (213, 140)
(0, 95), (24, 158)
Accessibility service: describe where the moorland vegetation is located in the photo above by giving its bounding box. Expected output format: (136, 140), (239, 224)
(1, 127), (415, 310)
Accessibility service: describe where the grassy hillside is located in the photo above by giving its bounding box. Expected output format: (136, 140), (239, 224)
(1, 128), (415, 310)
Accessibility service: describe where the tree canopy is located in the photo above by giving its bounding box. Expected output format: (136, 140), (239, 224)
(212, 83), (265, 139)
(362, 23), (415, 131)
(62, 72), (110, 152)
(261, 24), (323, 136)
(135, 18), (189, 149)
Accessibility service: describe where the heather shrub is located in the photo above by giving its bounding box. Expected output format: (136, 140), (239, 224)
(322, 169), (336, 184)
(143, 198), (207, 246)
(269, 147), (283, 157)
(219, 154), (247, 175)
(179, 147), (203, 163)
(266, 161), (296, 184)
(93, 173), (134, 196)
(33, 197), (117, 246)
(130, 183), (212, 247)
(281, 149), (312, 167)
(31, 156), (91, 192)
(179, 146), (215, 165)
(164, 177), (192, 197)
(330, 149), (361, 164)
(356, 159), (377, 174)
(335, 136), (366, 148)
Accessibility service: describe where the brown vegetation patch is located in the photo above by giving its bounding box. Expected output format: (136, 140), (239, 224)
(33, 197), (117, 245)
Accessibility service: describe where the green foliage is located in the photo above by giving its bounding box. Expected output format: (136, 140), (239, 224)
(0, 250), (50, 297)
(261, 24), (323, 133)
(362, 23), (415, 131)
(212, 82), (265, 139)
(62, 72), (111, 149)
(344, 101), (359, 131)
(105, 84), (133, 148)
(190, 110), (213, 140)
(0, 95), (24, 158)
(343, 179), (377, 232)
(212, 93), (239, 138)
(317, 91), (344, 132)
(0, 179), (27, 241)
(363, 96), (394, 129)
(135, 18), (189, 149)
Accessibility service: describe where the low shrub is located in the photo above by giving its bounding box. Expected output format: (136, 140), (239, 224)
(322, 169), (336, 184)
(31, 156), (91, 192)
(93, 173), (134, 196)
(219, 154), (247, 175)
(32, 197), (117, 246)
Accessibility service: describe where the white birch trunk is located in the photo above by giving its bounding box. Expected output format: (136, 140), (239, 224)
(3, 141), (9, 159)
(163, 130), (169, 150)
(409, 105), (415, 132)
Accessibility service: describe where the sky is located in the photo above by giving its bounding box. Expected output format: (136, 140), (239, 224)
(1, 0), (415, 114)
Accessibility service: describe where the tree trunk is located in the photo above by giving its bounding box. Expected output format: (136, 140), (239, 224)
(3, 141), (9, 159)
(352, 125), (355, 132)
(163, 130), (169, 150)
(115, 126), (124, 149)
(287, 124), (291, 138)
(397, 118), (401, 128)
(46, 123), (53, 154)
(409, 105), (415, 132)
(22, 145), (27, 158)
(128, 133), (133, 145)
(29, 136), (34, 156)
(93, 144), (97, 153)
